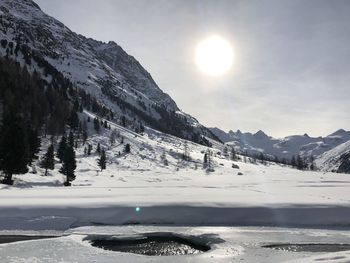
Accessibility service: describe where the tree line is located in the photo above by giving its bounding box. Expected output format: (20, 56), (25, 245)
(0, 51), (108, 184)
(222, 146), (316, 171)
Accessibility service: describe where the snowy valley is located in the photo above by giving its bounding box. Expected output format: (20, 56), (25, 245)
(1, 110), (350, 262)
(0, 0), (349, 262)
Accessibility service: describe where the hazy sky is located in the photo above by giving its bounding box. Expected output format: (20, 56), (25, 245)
(36, 0), (350, 137)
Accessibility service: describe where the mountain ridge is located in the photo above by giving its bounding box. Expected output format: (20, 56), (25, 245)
(0, 0), (219, 143)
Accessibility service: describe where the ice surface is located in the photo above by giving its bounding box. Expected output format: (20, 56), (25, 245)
(0, 226), (349, 262)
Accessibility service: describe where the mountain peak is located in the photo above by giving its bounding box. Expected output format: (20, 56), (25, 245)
(228, 130), (236, 135)
(254, 130), (268, 139)
(328, 129), (348, 137)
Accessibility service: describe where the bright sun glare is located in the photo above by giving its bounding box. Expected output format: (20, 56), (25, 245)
(195, 35), (234, 76)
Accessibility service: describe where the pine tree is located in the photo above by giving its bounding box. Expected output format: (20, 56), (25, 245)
(68, 131), (74, 148)
(230, 147), (237, 161)
(57, 135), (67, 162)
(259, 152), (265, 165)
(73, 99), (80, 112)
(82, 121), (88, 145)
(124, 143), (131, 153)
(96, 143), (101, 154)
(205, 149), (214, 171)
(182, 141), (190, 161)
(77, 122), (82, 140)
(59, 145), (76, 186)
(0, 112), (29, 185)
(97, 149), (107, 171)
(121, 116), (126, 127)
(291, 156), (296, 167)
(310, 155), (315, 171)
(87, 144), (92, 155)
(93, 118), (100, 132)
(110, 129), (117, 146)
(297, 155), (305, 170)
(139, 122), (145, 133)
(42, 144), (54, 176)
(68, 110), (79, 130)
(28, 128), (41, 165)
(223, 147), (228, 157)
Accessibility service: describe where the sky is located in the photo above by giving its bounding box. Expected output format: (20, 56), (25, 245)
(36, 0), (350, 138)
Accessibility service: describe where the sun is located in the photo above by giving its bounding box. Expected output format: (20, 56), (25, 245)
(195, 35), (234, 76)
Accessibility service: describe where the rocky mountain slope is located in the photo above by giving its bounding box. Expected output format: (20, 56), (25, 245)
(0, 0), (218, 143)
(315, 140), (350, 173)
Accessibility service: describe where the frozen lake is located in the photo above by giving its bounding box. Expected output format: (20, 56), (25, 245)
(1, 226), (350, 262)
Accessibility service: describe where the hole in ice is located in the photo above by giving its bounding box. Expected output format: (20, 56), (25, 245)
(88, 233), (211, 256)
(262, 243), (350, 253)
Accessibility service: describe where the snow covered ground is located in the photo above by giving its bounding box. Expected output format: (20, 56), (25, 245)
(0, 111), (350, 229)
(1, 161), (350, 229)
(0, 112), (350, 261)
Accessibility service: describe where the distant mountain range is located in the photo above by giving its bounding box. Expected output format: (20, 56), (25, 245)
(210, 127), (350, 173)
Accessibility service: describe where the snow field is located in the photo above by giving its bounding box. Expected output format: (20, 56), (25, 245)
(0, 111), (349, 229)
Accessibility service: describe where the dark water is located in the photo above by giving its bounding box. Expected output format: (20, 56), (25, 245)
(0, 235), (58, 244)
(90, 235), (210, 256)
(263, 243), (350, 253)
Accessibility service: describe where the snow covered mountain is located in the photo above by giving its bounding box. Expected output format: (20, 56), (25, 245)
(210, 127), (350, 162)
(1, 0), (348, 174)
(315, 140), (350, 173)
(0, 0), (218, 142)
